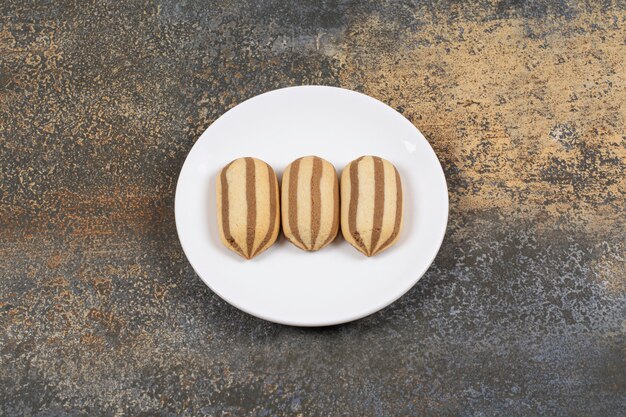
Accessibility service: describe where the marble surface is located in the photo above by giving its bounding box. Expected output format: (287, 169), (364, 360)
(1, 1), (624, 415)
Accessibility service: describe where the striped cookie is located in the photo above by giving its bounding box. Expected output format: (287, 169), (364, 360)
(340, 156), (403, 257)
(281, 156), (339, 251)
(217, 157), (280, 259)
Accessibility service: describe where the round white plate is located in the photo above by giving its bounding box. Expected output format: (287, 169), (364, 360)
(175, 86), (448, 326)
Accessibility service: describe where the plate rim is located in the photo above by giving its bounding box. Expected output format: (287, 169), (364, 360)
(175, 85), (449, 327)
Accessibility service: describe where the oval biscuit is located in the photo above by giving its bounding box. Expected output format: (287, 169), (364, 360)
(340, 156), (403, 256)
(281, 156), (339, 251)
(217, 157), (280, 259)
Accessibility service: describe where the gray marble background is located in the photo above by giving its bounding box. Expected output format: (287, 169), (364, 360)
(1, 1), (624, 415)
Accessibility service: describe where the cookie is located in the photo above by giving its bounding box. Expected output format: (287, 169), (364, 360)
(340, 156), (403, 256)
(281, 156), (339, 251)
(217, 157), (280, 259)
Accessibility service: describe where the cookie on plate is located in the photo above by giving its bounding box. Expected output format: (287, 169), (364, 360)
(340, 156), (403, 256)
(217, 157), (280, 259)
(281, 156), (339, 251)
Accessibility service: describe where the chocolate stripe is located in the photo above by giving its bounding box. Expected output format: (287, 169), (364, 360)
(321, 170), (339, 248)
(348, 157), (367, 253)
(252, 163), (277, 257)
(245, 157), (256, 258)
(220, 162), (244, 257)
(376, 167), (402, 254)
(370, 156), (385, 255)
(310, 157), (323, 248)
(288, 158), (306, 249)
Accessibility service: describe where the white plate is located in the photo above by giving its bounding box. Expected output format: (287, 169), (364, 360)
(175, 86), (448, 326)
